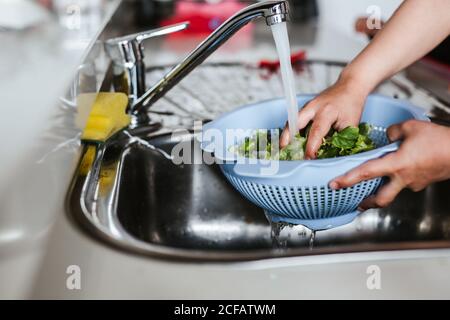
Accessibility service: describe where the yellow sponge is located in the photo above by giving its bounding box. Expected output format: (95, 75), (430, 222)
(78, 145), (96, 176)
(77, 92), (131, 143)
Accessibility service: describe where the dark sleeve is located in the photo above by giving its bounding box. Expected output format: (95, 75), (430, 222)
(427, 36), (450, 66)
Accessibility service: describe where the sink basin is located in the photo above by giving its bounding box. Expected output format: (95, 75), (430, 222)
(67, 130), (450, 261)
(67, 61), (450, 261)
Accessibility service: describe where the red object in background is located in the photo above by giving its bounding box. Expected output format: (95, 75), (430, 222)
(258, 50), (307, 73)
(160, 0), (251, 36)
(37, 0), (52, 9)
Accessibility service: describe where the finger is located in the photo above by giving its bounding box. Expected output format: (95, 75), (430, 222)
(305, 113), (336, 159)
(296, 101), (317, 130)
(280, 100), (317, 147)
(386, 123), (404, 142)
(280, 123), (291, 148)
(333, 114), (360, 131)
(359, 178), (404, 210)
(387, 120), (418, 142)
(330, 153), (397, 189)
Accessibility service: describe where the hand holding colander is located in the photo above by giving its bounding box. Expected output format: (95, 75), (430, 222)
(199, 94), (429, 230)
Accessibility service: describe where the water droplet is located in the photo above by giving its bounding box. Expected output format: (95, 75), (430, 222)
(309, 230), (316, 250)
(269, 220), (288, 249)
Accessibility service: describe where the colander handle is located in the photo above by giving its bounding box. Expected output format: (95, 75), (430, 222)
(379, 141), (401, 154)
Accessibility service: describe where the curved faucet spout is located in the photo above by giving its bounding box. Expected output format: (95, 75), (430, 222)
(131, 0), (289, 117)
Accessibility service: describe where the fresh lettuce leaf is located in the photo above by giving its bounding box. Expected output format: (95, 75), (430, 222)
(235, 123), (375, 160)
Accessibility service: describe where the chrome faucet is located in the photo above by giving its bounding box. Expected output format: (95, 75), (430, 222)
(105, 0), (289, 124)
(105, 22), (189, 108)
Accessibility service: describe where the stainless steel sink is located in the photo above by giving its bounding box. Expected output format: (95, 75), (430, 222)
(68, 129), (450, 261)
(67, 62), (450, 261)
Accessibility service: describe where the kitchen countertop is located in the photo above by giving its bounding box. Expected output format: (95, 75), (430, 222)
(0, 0), (120, 298)
(1, 0), (449, 299)
(0, 0), (119, 192)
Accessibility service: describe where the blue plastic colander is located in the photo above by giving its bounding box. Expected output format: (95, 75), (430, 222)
(199, 94), (429, 230)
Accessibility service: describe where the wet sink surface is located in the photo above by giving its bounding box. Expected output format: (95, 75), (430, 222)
(117, 135), (271, 251)
(67, 131), (450, 260)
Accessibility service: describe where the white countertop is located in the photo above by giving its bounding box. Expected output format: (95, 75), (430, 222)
(0, 0), (119, 193)
(0, 0), (120, 298)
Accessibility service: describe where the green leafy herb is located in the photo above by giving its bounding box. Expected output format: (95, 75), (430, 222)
(235, 123), (375, 160)
(278, 134), (306, 160)
(331, 126), (359, 149)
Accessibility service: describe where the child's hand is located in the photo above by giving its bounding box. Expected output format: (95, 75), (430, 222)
(280, 0), (450, 158)
(280, 75), (368, 159)
(330, 120), (450, 210)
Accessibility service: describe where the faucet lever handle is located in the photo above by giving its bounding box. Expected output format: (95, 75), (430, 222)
(104, 22), (189, 110)
(105, 22), (189, 47)
(135, 22), (189, 43)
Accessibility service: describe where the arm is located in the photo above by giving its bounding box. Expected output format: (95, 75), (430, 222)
(280, 0), (450, 158)
(343, 0), (450, 95)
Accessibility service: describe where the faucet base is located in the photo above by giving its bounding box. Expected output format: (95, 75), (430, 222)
(130, 113), (162, 133)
